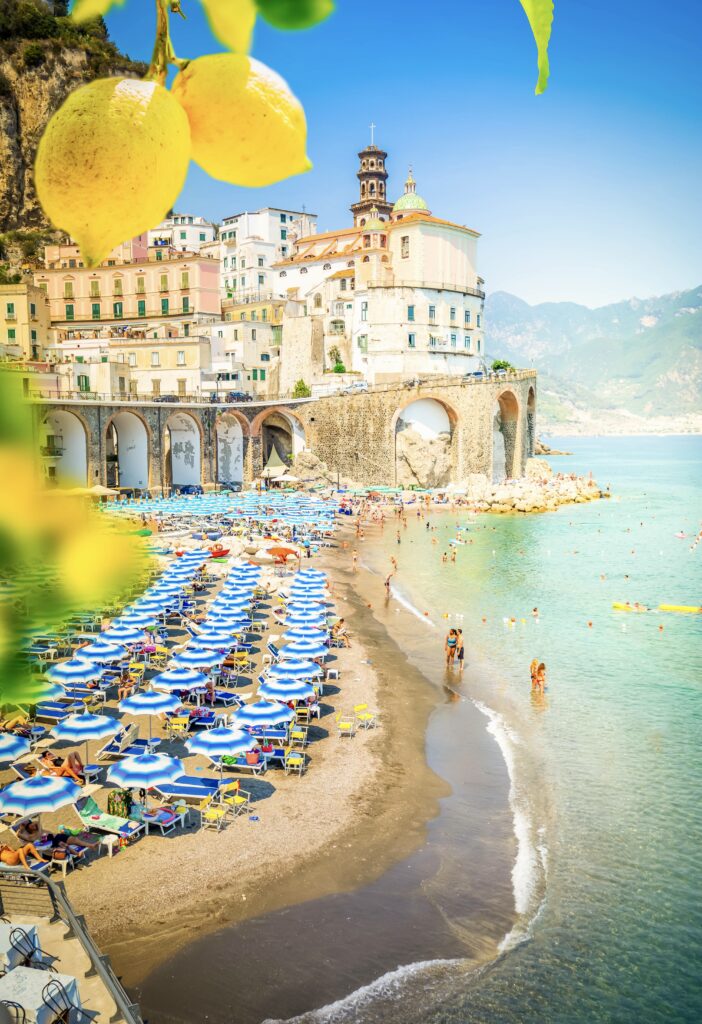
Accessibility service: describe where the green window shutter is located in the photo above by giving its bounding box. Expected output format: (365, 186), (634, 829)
(65, 304), (74, 321)
(138, 299), (146, 317)
(91, 303), (100, 320)
(161, 298), (169, 314)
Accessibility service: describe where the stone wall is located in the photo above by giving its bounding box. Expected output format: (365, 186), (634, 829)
(32, 371), (536, 491)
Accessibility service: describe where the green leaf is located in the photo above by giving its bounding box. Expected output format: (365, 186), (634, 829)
(518, 0), (554, 94)
(71, 0), (126, 22)
(255, 0), (334, 31)
(202, 0), (257, 52)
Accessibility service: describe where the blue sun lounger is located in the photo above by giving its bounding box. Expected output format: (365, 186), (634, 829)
(35, 701), (83, 722)
(153, 775), (222, 803)
(96, 725), (158, 762)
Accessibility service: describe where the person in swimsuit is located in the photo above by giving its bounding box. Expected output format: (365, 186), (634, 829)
(456, 629), (465, 672)
(0, 843), (48, 869)
(445, 629), (457, 666)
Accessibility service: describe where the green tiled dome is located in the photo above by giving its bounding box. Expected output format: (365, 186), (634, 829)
(393, 167), (429, 213)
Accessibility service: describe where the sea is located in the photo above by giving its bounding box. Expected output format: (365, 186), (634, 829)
(137, 435), (702, 1024)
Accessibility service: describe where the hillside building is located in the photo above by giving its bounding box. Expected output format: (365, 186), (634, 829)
(148, 213), (217, 253)
(0, 280), (52, 360)
(216, 207), (317, 302)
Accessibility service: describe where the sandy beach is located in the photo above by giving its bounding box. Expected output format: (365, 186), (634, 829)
(61, 537), (450, 986)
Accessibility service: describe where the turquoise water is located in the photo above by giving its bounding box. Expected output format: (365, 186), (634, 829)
(329, 436), (702, 1023)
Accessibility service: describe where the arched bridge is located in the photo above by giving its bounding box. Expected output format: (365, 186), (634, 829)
(32, 371), (536, 491)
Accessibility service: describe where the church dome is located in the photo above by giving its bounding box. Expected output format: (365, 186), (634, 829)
(392, 167), (429, 213)
(363, 206), (386, 231)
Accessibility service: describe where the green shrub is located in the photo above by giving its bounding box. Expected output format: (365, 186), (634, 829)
(292, 379), (311, 398)
(332, 362), (346, 373)
(22, 42), (45, 68)
(492, 359), (514, 372)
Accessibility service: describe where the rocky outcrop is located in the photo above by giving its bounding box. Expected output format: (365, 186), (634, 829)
(455, 469), (602, 514)
(0, 7), (145, 233)
(534, 437), (571, 456)
(395, 427), (452, 488)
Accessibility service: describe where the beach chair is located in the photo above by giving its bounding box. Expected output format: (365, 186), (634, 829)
(34, 701), (83, 723)
(284, 748), (306, 777)
(73, 795), (144, 842)
(96, 723), (157, 762)
(166, 714), (191, 739)
(354, 703), (376, 729)
(290, 725), (309, 748)
(154, 775), (221, 804)
(196, 794), (227, 831)
(141, 805), (186, 836)
(218, 780), (250, 818)
(335, 712), (356, 738)
(295, 705), (311, 725)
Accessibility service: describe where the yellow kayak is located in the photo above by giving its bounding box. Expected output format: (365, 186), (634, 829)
(612, 602), (648, 612)
(658, 604), (702, 614)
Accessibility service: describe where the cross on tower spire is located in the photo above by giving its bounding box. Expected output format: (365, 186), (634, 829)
(369, 121), (376, 145)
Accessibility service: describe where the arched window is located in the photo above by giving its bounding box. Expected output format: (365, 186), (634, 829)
(363, 256), (370, 263)
(313, 293), (322, 308)
(280, 270), (287, 277)
(361, 183), (366, 196)
(323, 263), (331, 270)
(369, 183), (376, 195)
(300, 268), (308, 274)
(369, 160), (375, 168)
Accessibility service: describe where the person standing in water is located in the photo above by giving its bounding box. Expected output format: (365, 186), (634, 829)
(456, 629), (465, 672)
(445, 628), (458, 666)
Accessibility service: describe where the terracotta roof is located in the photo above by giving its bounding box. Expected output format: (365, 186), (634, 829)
(328, 269), (355, 279)
(388, 212), (481, 237)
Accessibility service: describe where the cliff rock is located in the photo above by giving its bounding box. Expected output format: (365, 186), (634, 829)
(395, 427), (452, 489)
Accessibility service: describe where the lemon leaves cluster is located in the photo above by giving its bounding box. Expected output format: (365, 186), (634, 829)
(36, 1), (328, 268)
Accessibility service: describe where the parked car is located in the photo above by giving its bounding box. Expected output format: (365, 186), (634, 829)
(463, 371), (485, 381)
(341, 381), (369, 395)
(226, 391), (254, 403)
(403, 377), (427, 388)
(219, 481), (243, 492)
(154, 394), (180, 403)
(177, 484), (203, 495)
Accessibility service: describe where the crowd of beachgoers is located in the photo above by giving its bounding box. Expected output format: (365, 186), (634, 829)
(0, 493), (377, 883)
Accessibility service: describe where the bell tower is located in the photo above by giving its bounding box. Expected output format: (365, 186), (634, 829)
(350, 126), (393, 227)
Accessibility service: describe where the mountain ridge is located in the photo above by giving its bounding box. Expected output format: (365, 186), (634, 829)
(485, 285), (702, 434)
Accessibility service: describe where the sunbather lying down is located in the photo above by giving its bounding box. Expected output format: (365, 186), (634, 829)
(0, 843), (48, 869)
(39, 750), (84, 785)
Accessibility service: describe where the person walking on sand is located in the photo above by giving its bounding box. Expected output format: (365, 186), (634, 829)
(445, 628), (458, 666)
(396, 530), (401, 545)
(385, 571), (394, 597)
(351, 549), (358, 573)
(456, 628), (465, 672)
(451, 548), (457, 564)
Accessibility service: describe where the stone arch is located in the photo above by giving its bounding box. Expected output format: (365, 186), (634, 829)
(105, 410), (150, 491)
(493, 389), (520, 482)
(392, 397), (458, 488)
(251, 407), (307, 468)
(526, 386), (536, 458)
(41, 409), (89, 487)
(216, 411), (249, 486)
(163, 410), (203, 490)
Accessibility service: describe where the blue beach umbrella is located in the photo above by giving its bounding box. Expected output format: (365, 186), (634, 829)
(171, 648), (225, 669)
(189, 632), (236, 650)
(52, 711), (120, 761)
(268, 659), (322, 681)
(150, 668), (208, 692)
(120, 688), (181, 740)
(279, 640), (328, 660)
(185, 727), (253, 764)
(0, 733), (31, 763)
(47, 658), (103, 685)
(282, 626), (327, 642)
(0, 775), (81, 817)
(258, 678), (316, 702)
(199, 616), (249, 633)
(285, 599), (327, 612)
(100, 624), (145, 645)
(285, 611), (327, 627)
(232, 700), (294, 728)
(78, 641), (127, 663)
(118, 612), (157, 627)
(107, 753), (182, 790)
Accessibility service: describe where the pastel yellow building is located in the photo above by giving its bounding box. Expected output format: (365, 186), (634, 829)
(0, 280), (52, 360)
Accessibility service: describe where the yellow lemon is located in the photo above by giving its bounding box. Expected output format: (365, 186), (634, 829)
(172, 54), (311, 187)
(35, 78), (191, 268)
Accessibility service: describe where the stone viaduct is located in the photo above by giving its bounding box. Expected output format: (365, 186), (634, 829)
(32, 370), (536, 492)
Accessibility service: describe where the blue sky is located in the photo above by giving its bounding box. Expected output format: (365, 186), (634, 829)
(105, 0), (702, 308)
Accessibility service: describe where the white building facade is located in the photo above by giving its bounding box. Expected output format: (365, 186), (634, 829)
(217, 208), (317, 302)
(148, 214), (217, 253)
(276, 159), (485, 391)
